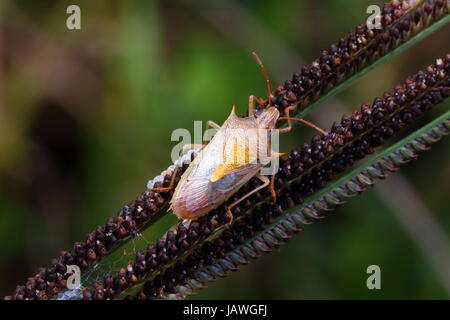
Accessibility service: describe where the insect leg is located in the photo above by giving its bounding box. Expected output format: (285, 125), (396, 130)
(205, 121), (221, 144)
(248, 95), (256, 116)
(278, 105), (298, 134)
(207, 120), (221, 130)
(181, 143), (204, 155)
(265, 150), (285, 203)
(278, 105), (327, 135)
(268, 174), (277, 203)
(248, 95), (267, 116)
(226, 174), (270, 224)
(150, 165), (180, 193)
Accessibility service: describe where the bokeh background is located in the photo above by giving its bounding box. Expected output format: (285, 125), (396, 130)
(0, 0), (449, 299)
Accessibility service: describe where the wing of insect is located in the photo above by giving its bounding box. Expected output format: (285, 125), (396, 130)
(170, 106), (264, 221)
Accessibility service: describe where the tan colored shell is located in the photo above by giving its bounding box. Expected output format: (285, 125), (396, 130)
(171, 106), (280, 220)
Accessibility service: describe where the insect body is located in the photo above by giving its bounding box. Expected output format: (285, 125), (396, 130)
(171, 105), (281, 220)
(152, 53), (325, 222)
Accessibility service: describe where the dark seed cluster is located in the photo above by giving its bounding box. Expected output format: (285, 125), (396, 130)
(150, 117), (450, 299)
(3, 160), (190, 300)
(278, 66), (449, 207)
(83, 56), (449, 300)
(254, 0), (448, 118)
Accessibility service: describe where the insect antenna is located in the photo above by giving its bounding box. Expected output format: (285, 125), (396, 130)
(251, 52), (272, 109)
(278, 116), (327, 136)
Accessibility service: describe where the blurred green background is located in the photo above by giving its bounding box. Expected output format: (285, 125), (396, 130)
(0, 0), (449, 299)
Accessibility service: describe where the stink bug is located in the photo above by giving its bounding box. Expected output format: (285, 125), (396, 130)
(152, 53), (326, 222)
